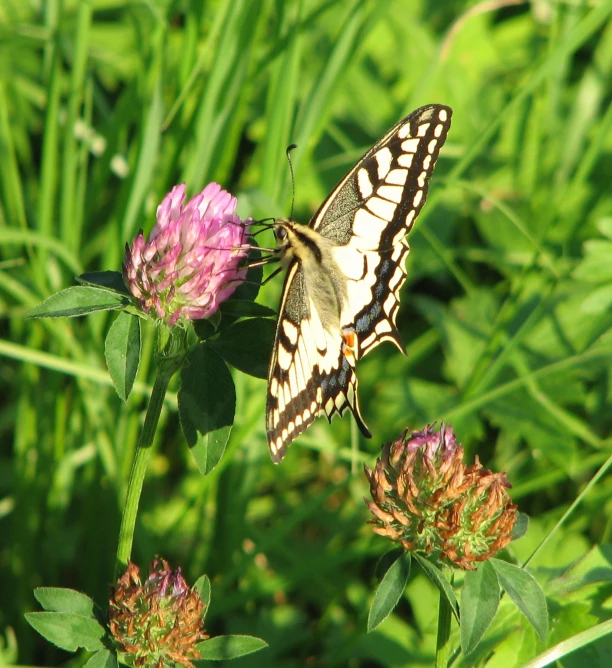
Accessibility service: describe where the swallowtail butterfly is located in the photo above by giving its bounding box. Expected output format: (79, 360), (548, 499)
(266, 104), (452, 463)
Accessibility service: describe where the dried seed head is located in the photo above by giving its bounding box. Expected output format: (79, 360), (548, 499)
(365, 423), (517, 570)
(109, 558), (208, 667)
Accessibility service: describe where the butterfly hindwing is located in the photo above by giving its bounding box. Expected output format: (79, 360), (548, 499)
(266, 104), (452, 461)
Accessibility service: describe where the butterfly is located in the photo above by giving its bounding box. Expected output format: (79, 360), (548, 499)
(265, 104), (452, 463)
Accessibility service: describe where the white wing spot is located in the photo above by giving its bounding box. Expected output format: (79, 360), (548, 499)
(422, 155), (432, 170)
(417, 171), (426, 188)
(392, 228), (406, 246)
(296, 415), (303, 428)
(434, 123), (444, 137)
(413, 190), (423, 208)
(428, 139), (438, 154)
(277, 387), (285, 413)
(439, 109), (449, 122)
(375, 320), (392, 335)
(361, 332), (376, 349)
(397, 153), (413, 168)
(357, 168), (373, 198)
(391, 244), (404, 262)
(353, 209), (388, 249)
(405, 210), (415, 227)
(367, 196), (396, 221)
(387, 168), (408, 185)
(303, 408), (311, 421)
(270, 377), (279, 397)
(310, 400), (317, 412)
(383, 293), (396, 315)
(288, 420), (295, 434)
(325, 398), (334, 414)
(283, 382), (292, 409)
(335, 394), (345, 410)
(389, 267), (405, 290)
(378, 184), (403, 203)
(282, 428), (288, 442)
(417, 122), (430, 137)
(289, 363), (299, 399)
(332, 246), (367, 280)
(375, 147), (392, 179)
(401, 138), (419, 153)
(398, 122), (412, 139)
(277, 344), (292, 371)
(282, 320), (298, 345)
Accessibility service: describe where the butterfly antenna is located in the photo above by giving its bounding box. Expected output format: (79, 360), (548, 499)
(286, 143), (297, 221)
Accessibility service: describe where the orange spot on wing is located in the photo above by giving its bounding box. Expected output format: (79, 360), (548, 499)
(342, 329), (358, 363)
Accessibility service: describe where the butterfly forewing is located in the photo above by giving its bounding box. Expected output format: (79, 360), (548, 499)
(314, 104), (452, 356)
(266, 104), (452, 462)
(266, 263), (370, 463)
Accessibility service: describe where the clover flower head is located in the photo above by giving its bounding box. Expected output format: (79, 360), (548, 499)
(123, 183), (251, 327)
(365, 423), (517, 570)
(109, 558), (207, 667)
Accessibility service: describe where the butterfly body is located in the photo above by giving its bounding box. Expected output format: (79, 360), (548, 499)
(266, 105), (452, 463)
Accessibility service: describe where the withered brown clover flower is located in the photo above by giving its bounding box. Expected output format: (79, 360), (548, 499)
(109, 558), (208, 667)
(365, 424), (517, 570)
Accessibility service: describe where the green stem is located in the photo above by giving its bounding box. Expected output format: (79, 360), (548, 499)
(114, 370), (170, 576)
(114, 327), (188, 577)
(435, 577), (453, 668)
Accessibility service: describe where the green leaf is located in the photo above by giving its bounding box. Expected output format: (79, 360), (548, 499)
(460, 561), (500, 655)
(179, 345), (236, 475)
(220, 300), (276, 318)
(84, 649), (117, 668)
(105, 312), (141, 401)
(489, 559), (548, 642)
(374, 547), (405, 580)
(208, 317), (275, 379)
(193, 318), (218, 342)
(193, 574), (211, 614)
(414, 555), (460, 623)
(27, 286), (127, 319)
(511, 512), (529, 541)
(573, 240), (612, 282)
(25, 612), (105, 652)
(76, 271), (129, 295)
(34, 588), (97, 617)
(597, 216), (612, 239)
(580, 283), (612, 314)
(195, 634), (268, 660)
(367, 552), (411, 632)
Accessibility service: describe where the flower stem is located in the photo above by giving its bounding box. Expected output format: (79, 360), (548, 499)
(114, 369), (171, 576)
(435, 578), (453, 668)
(114, 326), (187, 577)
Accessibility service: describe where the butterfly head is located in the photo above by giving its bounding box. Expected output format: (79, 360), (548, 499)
(272, 219), (301, 266)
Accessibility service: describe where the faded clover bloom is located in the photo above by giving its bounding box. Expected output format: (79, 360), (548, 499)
(365, 423), (517, 570)
(109, 558), (207, 667)
(123, 183), (251, 327)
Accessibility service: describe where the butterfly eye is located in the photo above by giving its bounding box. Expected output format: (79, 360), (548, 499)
(275, 227), (288, 243)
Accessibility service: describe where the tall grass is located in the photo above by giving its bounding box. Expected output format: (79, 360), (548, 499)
(1, 0), (612, 665)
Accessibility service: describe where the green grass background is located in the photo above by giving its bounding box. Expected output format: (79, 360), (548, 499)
(2, 0), (612, 665)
